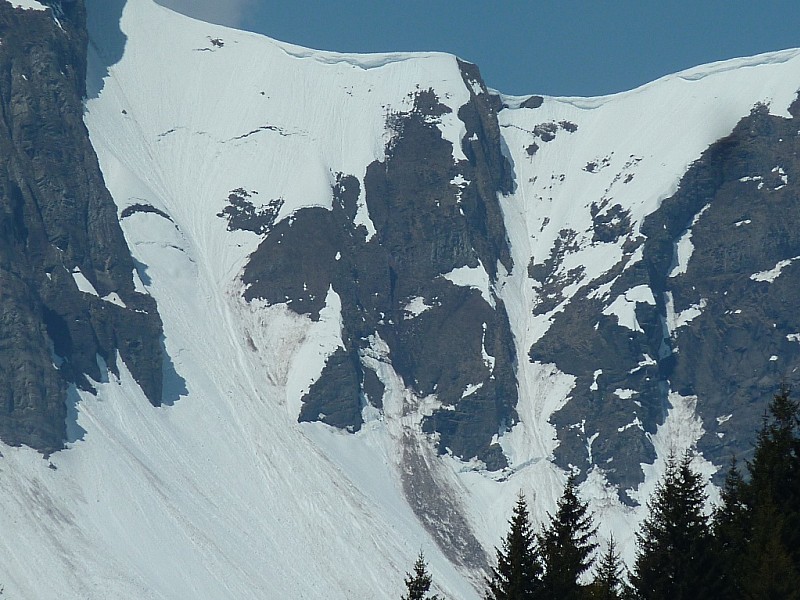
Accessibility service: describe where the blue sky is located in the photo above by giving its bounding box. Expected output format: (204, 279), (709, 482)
(159, 1), (800, 96)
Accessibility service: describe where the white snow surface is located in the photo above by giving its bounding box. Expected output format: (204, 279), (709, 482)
(441, 261), (495, 307)
(71, 268), (129, 308)
(3, 0), (800, 596)
(4, 0), (46, 10)
(402, 295), (432, 318)
(602, 285), (656, 332)
(491, 43), (800, 577)
(669, 204), (710, 277)
(665, 293), (708, 334)
(71, 267), (99, 296)
(750, 256), (799, 282)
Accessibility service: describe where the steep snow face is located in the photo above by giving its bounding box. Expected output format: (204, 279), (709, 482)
(2, 0), (800, 597)
(0, 1), (480, 599)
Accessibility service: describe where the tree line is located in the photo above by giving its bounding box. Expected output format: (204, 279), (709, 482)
(402, 386), (800, 599)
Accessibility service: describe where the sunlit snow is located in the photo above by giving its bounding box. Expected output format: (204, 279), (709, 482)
(2, 0), (799, 596)
(441, 261), (495, 307)
(602, 285), (655, 332)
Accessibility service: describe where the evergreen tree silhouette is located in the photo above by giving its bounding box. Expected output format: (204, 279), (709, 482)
(402, 552), (441, 600)
(630, 451), (713, 600)
(539, 475), (597, 600)
(485, 492), (542, 599)
(590, 535), (628, 600)
(711, 457), (749, 596)
(713, 386), (800, 598)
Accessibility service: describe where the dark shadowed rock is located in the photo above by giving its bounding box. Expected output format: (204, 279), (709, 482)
(529, 100), (800, 500)
(521, 95), (544, 109)
(243, 72), (518, 469)
(0, 1), (164, 453)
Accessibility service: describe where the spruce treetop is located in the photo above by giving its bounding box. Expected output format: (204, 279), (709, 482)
(485, 491), (542, 600)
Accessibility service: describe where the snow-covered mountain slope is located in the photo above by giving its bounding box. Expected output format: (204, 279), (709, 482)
(499, 55), (800, 498)
(2, 0), (800, 597)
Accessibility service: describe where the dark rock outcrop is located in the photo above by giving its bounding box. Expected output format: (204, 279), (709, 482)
(0, 1), (164, 453)
(643, 101), (800, 473)
(244, 64), (518, 469)
(529, 100), (800, 499)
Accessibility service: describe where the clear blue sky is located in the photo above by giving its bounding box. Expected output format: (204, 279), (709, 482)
(159, 1), (800, 97)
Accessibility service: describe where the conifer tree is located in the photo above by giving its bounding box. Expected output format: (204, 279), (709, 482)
(630, 451), (714, 600)
(538, 475), (597, 600)
(402, 552), (440, 600)
(739, 498), (800, 600)
(746, 385), (800, 563)
(716, 385), (800, 599)
(590, 535), (627, 600)
(485, 492), (542, 600)
(711, 457), (749, 596)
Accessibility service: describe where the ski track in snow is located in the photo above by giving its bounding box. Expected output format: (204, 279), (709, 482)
(4, 0), (800, 596)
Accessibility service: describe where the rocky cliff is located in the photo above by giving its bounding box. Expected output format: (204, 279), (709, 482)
(241, 63), (518, 470)
(0, 0), (163, 453)
(520, 93), (800, 497)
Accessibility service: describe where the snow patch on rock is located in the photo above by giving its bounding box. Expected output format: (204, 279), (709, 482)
(750, 257), (799, 282)
(5, 0), (47, 10)
(602, 285), (655, 332)
(668, 204), (710, 277)
(441, 261), (494, 307)
(402, 296), (432, 319)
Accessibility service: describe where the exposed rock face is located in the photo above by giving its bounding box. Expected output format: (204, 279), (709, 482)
(644, 100), (800, 472)
(244, 63), (518, 469)
(530, 100), (800, 498)
(0, 1), (164, 453)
